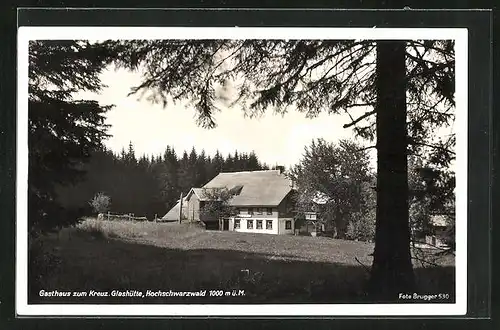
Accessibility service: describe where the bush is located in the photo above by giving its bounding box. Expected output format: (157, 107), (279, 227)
(76, 218), (108, 239)
(345, 209), (375, 242)
(89, 192), (111, 214)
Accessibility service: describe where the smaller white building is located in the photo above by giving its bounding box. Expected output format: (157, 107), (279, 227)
(424, 214), (451, 248)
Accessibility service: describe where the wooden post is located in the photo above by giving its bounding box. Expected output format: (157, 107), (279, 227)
(179, 192), (183, 224)
(107, 211), (110, 221)
(154, 214), (157, 222)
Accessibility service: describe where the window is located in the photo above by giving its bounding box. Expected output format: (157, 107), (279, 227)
(256, 220), (263, 229)
(285, 220), (292, 230)
(266, 220), (273, 230)
(239, 208), (247, 215)
(234, 219), (240, 229)
(247, 220), (254, 229)
(266, 208), (273, 215)
(256, 208), (263, 215)
(248, 208), (254, 215)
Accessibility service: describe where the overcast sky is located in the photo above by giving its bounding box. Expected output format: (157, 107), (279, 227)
(76, 66), (377, 169)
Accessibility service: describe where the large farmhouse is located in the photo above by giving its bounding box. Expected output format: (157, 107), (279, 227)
(162, 169), (297, 235)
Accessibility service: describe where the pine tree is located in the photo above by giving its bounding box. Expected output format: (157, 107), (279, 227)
(239, 153), (249, 171)
(158, 146), (180, 209)
(178, 150), (194, 194)
(213, 150), (224, 174)
(28, 40), (117, 232)
(233, 150), (240, 170)
(120, 147), (127, 161)
(225, 153), (234, 172)
(197, 149), (208, 186)
(248, 151), (260, 170)
(126, 141), (137, 165)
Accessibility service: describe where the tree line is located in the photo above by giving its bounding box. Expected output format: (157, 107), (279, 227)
(55, 142), (270, 220)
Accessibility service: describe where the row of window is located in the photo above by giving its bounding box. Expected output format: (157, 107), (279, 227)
(239, 207), (274, 215)
(234, 219), (273, 230)
(234, 219), (292, 230)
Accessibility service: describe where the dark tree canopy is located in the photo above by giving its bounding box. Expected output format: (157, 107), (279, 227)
(289, 138), (374, 238)
(28, 40), (117, 232)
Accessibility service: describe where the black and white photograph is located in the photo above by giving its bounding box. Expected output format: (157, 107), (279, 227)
(17, 26), (468, 316)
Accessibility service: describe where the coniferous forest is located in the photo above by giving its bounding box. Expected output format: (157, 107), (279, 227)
(55, 142), (270, 220)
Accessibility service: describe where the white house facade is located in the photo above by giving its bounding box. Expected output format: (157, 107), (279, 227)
(229, 207), (295, 235)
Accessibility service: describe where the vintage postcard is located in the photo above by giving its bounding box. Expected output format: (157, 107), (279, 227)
(17, 25), (467, 316)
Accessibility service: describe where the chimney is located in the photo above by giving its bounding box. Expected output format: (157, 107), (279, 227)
(276, 165), (285, 174)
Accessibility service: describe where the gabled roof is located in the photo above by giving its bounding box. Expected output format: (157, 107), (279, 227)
(202, 170), (293, 207)
(161, 197), (188, 221)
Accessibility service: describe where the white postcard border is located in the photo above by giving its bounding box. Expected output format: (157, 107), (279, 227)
(16, 26), (468, 316)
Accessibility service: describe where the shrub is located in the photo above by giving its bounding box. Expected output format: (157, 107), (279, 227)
(89, 192), (111, 215)
(345, 209), (375, 242)
(76, 218), (107, 239)
(86, 221), (106, 239)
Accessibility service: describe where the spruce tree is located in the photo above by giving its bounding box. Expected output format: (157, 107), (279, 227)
(29, 40), (116, 232)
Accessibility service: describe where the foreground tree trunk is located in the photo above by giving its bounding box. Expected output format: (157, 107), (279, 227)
(368, 40), (416, 300)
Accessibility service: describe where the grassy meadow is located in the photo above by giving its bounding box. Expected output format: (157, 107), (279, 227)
(29, 218), (455, 304)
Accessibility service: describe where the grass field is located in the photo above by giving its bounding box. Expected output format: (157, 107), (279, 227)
(29, 218), (455, 304)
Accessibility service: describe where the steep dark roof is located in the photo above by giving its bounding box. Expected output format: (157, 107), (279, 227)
(202, 170), (293, 207)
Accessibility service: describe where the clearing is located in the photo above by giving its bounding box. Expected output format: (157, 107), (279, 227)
(29, 218), (455, 304)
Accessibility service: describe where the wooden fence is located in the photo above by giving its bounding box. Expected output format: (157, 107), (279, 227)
(97, 212), (148, 222)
